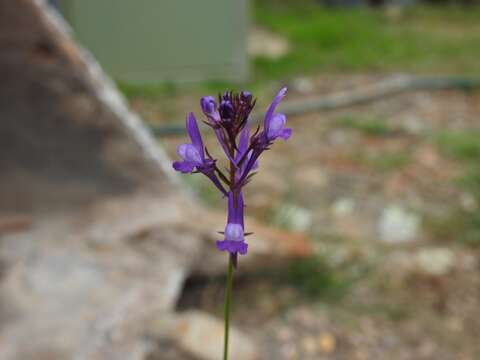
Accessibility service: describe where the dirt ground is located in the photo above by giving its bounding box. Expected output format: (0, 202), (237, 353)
(133, 75), (480, 359)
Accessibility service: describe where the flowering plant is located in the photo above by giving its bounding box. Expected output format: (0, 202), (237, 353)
(173, 88), (291, 359)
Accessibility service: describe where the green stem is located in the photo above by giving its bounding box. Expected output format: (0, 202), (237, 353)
(223, 254), (234, 360)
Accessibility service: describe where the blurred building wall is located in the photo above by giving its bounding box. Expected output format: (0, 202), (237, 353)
(58, 0), (249, 84)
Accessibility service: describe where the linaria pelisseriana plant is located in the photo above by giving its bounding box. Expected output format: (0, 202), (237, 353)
(172, 88), (291, 359)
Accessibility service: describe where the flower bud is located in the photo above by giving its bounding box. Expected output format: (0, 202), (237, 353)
(240, 91), (253, 103)
(219, 100), (234, 120)
(200, 96), (217, 117)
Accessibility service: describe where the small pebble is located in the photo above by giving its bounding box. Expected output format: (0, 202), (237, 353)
(301, 336), (318, 355)
(318, 332), (336, 354)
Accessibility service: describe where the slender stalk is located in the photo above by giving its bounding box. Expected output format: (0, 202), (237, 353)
(223, 254), (234, 360)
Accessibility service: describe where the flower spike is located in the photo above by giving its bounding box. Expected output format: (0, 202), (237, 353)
(173, 88), (291, 256)
(173, 88), (292, 360)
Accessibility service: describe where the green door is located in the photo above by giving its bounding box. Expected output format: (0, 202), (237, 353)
(60, 0), (248, 84)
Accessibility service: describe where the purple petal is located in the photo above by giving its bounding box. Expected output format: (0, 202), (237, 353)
(227, 192), (244, 226)
(172, 160), (195, 173)
(200, 96), (216, 115)
(186, 112), (204, 158)
(236, 150), (261, 188)
(224, 223), (244, 242)
(267, 113), (287, 139)
(236, 125), (251, 162)
(177, 143), (202, 164)
(279, 128), (292, 140)
(214, 128), (237, 165)
(216, 240), (248, 255)
(264, 87), (287, 133)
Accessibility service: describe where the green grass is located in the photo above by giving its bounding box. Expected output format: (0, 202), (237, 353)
(335, 115), (413, 171)
(434, 130), (480, 162)
(426, 207), (480, 246)
(456, 167), (480, 246)
(352, 148), (411, 172)
(270, 255), (361, 300)
(118, 3), (480, 100)
(366, 152), (412, 171)
(117, 81), (179, 100)
(254, 0), (480, 79)
(459, 166), (480, 198)
(336, 115), (393, 136)
(428, 133), (480, 246)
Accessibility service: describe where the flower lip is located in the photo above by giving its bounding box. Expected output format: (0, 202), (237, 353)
(267, 113), (286, 139)
(177, 143), (202, 164)
(186, 113), (205, 159)
(224, 223), (244, 242)
(216, 239), (248, 255)
(264, 87), (287, 134)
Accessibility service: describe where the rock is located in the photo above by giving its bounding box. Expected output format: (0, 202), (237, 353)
(460, 192), (478, 212)
(288, 307), (317, 329)
(301, 336), (318, 356)
(276, 326), (295, 342)
(318, 332), (336, 354)
(417, 340), (436, 358)
(387, 248), (456, 278)
(328, 129), (353, 147)
(378, 205), (420, 244)
(414, 145), (440, 168)
(281, 343), (299, 360)
(0, 0), (188, 357)
(294, 167), (329, 189)
(248, 171), (289, 210)
(291, 77), (315, 94)
(171, 311), (258, 360)
(0, 200), (191, 360)
(415, 247), (455, 276)
(272, 204), (312, 232)
(248, 27), (289, 59)
(332, 197), (355, 217)
(401, 115), (427, 135)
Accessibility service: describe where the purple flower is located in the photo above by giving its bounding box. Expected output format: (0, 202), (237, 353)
(172, 112), (207, 173)
(267, 113), (292, 141)
(235, 87), (291, 188)
(173, 88), (291, 260)
(235, 125), (257, 181)
(263, 87), (291, 142)
(172, 112), (227, 195)
(201, 95), (237, 163)
(174, 88), (292, 358)
(216, 192), (248, 255)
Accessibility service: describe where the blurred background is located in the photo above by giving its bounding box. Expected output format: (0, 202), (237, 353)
(2, 0), (480, 359)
